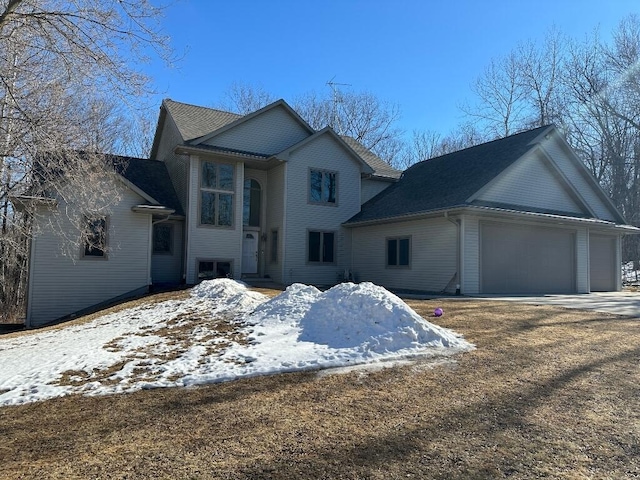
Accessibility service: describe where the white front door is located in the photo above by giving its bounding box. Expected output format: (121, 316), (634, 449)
(242, 232), (258, 274)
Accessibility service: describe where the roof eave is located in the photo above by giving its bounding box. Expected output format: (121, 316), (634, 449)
(9, 195), (58, 212)
(345, 204), (637, 230)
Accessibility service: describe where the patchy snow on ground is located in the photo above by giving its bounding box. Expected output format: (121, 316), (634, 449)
(623, 261), (640, 285)
(0, 279), (473, 406)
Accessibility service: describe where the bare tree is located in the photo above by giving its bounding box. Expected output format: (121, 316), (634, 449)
(216, 81), (277, 115)
(462, 52), (528, 137)
(0, 0), (172, 321)
(216, 83), (405, 166)
(293, 89), (404, 165)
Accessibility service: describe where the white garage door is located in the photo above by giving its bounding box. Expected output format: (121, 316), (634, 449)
(481, 222), (576, 294)
(589, 235), (616, 292)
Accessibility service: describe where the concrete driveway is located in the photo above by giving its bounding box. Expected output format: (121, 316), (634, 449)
(479, 291), (640, 318)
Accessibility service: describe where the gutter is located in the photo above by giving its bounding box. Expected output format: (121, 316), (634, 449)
(343, 205), (639, 230)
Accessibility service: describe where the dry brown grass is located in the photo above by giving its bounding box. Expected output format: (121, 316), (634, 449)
(1, 294), (639, 479)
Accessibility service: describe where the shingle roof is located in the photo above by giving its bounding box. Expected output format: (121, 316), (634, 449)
(163, 99), (241, 142)
(346, 125), (552, 224)
(112, 156), (184, 216)
(341, 136), (401, 179)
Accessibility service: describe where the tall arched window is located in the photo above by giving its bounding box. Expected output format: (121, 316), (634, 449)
(243, 179), (261, 227)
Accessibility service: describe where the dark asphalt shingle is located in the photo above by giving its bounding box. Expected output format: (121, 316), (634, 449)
(346, 126), (551, 224)
(112, 156), (184, 216)
(164, 99), (241, 142)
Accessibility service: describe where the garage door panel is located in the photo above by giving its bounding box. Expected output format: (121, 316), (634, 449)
(481, 223), (576, 294)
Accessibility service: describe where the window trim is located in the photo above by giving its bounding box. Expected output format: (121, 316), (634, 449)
(196, 258), (234, 282)
(386, 235), (411, 269)
(307, 229), (336, 265)
(81, 215), (108, 260)
(152, 223), (173, 255)
(198, 160), (235, 229)
(308, 167), (338, 207)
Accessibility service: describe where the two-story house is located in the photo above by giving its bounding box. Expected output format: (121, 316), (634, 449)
(18, 98), (636, 328)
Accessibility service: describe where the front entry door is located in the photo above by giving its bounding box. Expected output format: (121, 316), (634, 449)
(242, 232), (258, 274)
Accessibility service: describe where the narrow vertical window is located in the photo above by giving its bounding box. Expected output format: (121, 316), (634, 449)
(270, 230), (278, 263)
(83, 216), (107, 258)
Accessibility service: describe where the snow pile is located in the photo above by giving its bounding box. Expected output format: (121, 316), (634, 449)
(253, 282), (467, 352)
(0, 279), (473, 406)
(191, 278), (267, 317)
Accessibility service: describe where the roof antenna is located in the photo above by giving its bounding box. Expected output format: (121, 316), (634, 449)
(326, 76), (351, 131)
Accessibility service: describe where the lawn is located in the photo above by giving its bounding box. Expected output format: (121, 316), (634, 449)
(1, 294), (639, 479)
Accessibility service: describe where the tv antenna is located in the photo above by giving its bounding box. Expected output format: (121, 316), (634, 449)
(326, 76), (351, 130)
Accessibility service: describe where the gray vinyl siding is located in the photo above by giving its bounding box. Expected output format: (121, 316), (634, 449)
(351, 217), (457, 293)
(151, 219), (184, 284)
(461, 215), (480, 294)
(589, 233), (618, 291)
(155, 113), (190, 212)
(283, 134), (362, 286)
(185, 156), (243, 283)
(543, 137), (617, 221)
(28, 185), (151, 327)
(361, 178), (393, 204)
(265, 163), (285, 284)
(203, 105), (310, 155)
(476, 150), (584, 214)
(576, 227), (589, 293)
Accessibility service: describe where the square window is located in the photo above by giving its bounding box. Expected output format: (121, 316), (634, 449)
(308, 230), (335, 264)
(309, 169), (337, 205)
(387, 236), (411, 268)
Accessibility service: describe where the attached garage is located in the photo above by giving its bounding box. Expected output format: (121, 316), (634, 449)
(480, 222), (576, 294)
(589, 234), (617, 291)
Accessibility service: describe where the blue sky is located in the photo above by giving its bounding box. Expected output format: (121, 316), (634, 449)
(147, 0), (639, 136)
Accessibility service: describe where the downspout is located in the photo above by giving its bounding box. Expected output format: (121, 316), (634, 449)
(444, 211), (461, 295)
(282, 163), (288, 285)
(25, 226), (36, 328)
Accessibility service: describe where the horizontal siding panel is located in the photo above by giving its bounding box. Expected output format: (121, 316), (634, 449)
(284, 134), (362, 286)
(462, 216), (480, 294)
(151, 219), (184, 284)
(361, 178), (392, 204)
(204, 106), (310, 155)
(477, 151), (583, 214)
(156, 115), (189, 212)
(543, 138), (617, 221)
(351, 217), (457, 293)
(265, 164), (285, 284)
(29, 185), (151, 326)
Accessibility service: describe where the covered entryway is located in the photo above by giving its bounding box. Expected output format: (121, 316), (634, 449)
(481, 222), (576, 294)
(589, 234), (617, 291)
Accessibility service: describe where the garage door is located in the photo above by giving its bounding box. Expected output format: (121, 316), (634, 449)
(589, 235), (616, 291)
(481, 222), (576, 294)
